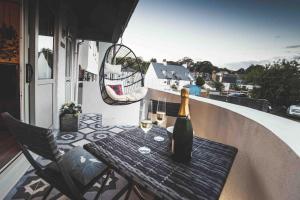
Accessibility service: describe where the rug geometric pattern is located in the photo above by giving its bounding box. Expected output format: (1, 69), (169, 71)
(4, 113), (147, 200)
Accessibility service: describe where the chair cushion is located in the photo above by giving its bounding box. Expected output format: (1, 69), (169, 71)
(104, 62), (122, 75)
(46, 147), (107, 187)
(108, 84), (124, 95)
(106, 86), (148, 102)
(105, 85), (128, 101)
(126, 87), (148, 101)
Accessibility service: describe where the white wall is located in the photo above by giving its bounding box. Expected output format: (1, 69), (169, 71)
(78, 41), (99, 74)
(81, 41), (140, 126)
(145, 63), (167, 89)
(81, 81), (141, 126)
(54, 8), (67, 129)
(149, 88), (300, 200)
(98, 42), (112, 71)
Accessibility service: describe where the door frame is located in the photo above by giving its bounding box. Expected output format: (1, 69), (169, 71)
(26, 0), (57, 127)
(20, 0), (28, 123)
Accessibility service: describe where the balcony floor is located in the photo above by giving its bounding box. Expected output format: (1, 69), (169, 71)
(5, 113), (154, 200)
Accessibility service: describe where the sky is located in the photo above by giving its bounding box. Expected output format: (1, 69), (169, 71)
(122, 0), (300, 70)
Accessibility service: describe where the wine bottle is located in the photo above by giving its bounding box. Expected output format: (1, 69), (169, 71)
(172, 88), (193, 163)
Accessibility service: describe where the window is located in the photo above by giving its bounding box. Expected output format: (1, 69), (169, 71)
(37, 0), (54, 79)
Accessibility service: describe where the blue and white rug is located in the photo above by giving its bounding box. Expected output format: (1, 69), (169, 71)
(4, 113), (147, 200)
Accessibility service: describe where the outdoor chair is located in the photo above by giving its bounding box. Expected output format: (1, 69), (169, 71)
(1, 112), (111, 200)
(99, 44), (147, 105)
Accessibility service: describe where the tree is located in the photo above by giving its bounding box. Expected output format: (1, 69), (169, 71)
(230, 83), (242, 91)
(178, 57), (194, 66)
(213, 81), (224, 91)
(192, 61), (218, 74)
(196, 76), (205, 87)
(236, 68), (246, 74)
(150, 58), (157, 63)
(243, 64), (265, 84)
(116, 56), (150, 74)
(252, 60), (300, 106)
(166, 60), (180, 65)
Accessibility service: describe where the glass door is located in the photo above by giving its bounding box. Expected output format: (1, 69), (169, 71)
(28, 0), (55, 128)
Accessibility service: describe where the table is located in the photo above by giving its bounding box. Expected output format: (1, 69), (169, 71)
(84, 126), (238, 200)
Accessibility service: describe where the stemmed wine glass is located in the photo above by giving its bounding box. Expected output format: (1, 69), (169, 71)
(156, 97), (166, 126)
(139, 100), (153, 154)
(154, 98), (166, 142)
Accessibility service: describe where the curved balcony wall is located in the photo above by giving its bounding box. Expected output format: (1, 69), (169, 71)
(148, 88), (300, 200)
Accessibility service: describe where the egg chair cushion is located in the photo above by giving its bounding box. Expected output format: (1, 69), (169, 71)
(108, 85), (123, 95)
(105, 86), (128, 101)
(126, 87), (148, 101)
(105, 79), (125, 93)
(105, 86), (148, 102)
(104, 62), (122, 75)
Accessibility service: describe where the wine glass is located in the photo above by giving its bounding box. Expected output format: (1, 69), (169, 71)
(154, 98), (166, 142)
(139, 100), (153, 154)
(156, 97), (166, 126)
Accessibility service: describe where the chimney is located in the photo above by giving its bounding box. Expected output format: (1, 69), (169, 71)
(163, 59), (167, 66)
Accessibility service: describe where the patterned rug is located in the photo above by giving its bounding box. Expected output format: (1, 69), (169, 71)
(4, 113), (147, 200)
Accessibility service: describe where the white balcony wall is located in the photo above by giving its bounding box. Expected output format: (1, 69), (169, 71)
(98, 42), (112, 69)
(81, 81), (140, 126)
(55, 18), (67, 129)
(149, 88), (300, 200)
(78, 41), (99, 74)
(81, 41), (140, 126)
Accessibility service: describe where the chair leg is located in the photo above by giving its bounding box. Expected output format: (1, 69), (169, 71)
(94, 169), (112, 200)
(111, 181), (132, 200)
(42, 185), (53, 200)
(124, 182), (134, 200)
(133, 185), (145, 200)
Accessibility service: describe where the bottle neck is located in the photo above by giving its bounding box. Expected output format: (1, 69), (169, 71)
(178, 96), (189, 117)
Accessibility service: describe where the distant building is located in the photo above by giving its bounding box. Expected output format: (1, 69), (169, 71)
(212, 70), (217, 81)
(222, 74), (237, 84)
(216, 72), (237, 84)
(184, 84), (201, 96)
(145, 62), (194, 89)
(239, 84), (261, 91)
(199, 72), (211, 81)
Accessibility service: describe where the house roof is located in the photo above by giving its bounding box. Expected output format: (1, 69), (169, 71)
(152, 63), (193, 81)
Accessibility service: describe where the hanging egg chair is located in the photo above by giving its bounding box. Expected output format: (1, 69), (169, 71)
(99, 44), (148, 105)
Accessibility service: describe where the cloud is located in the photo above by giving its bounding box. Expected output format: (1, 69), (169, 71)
(274, 35), (281, 39)
(286, 45), (300, 49)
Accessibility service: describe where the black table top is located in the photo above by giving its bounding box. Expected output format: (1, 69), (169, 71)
(84, 126), (237, 200)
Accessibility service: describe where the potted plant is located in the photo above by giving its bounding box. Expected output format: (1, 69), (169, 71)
(60, 102), (82, 132)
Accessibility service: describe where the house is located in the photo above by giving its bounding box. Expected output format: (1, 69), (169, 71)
(222, 74), (237, 84)
(0, 0), (138, 197)
(145, 62), (194, 90)
(216, 71), (237, 84)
